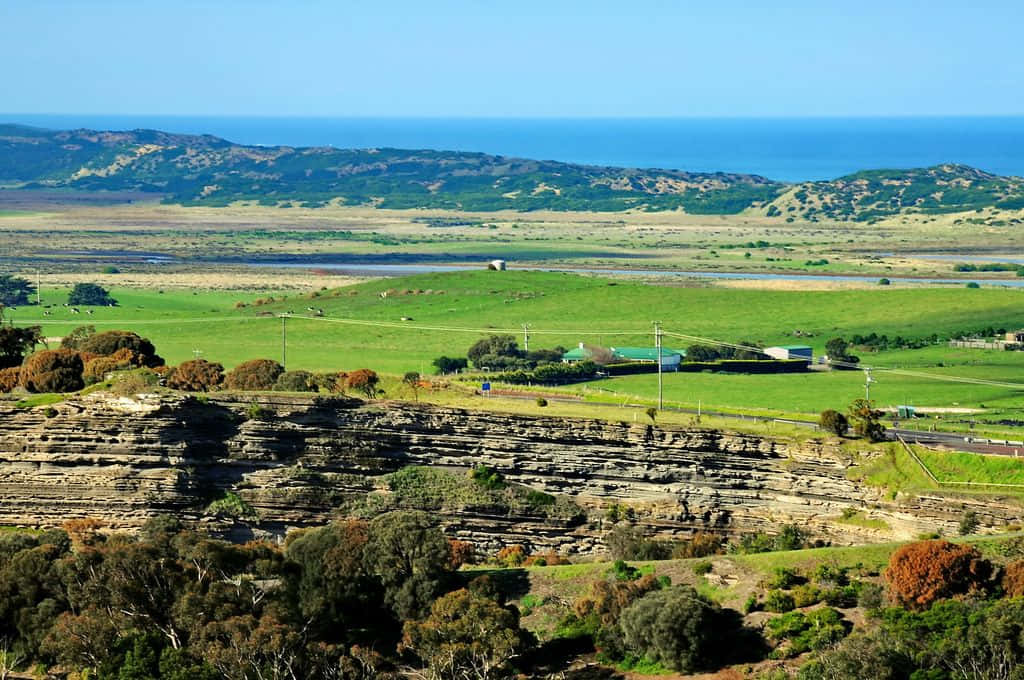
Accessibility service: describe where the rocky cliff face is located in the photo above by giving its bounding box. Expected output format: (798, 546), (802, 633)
(0, 394), (1015, 552)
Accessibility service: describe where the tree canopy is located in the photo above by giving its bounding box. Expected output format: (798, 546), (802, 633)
(0, 275), (35, 306)
(67, 283), (117, 307)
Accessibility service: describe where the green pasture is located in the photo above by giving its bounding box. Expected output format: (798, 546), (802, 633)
(9, 270), (1024, 418)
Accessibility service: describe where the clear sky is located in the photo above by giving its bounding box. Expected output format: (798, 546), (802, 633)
(3, 0), (1022, 118)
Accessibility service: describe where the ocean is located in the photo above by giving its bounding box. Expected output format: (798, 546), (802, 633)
(4, 114), (1024, 182)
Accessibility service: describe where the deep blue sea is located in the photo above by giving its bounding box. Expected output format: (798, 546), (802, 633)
(4, 114), (1024, 182)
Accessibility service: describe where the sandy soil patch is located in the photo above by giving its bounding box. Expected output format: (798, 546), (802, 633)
(33, 270), (366, 291)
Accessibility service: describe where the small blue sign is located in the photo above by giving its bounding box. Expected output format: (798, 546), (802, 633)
(481, 382), (491, 392)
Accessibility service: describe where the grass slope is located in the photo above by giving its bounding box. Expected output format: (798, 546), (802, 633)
(10, 271), (1024, 417)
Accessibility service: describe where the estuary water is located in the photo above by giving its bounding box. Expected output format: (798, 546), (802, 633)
(5, 115), (1024, 182)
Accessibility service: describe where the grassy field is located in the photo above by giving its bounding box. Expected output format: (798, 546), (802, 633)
(8, 270), (1024, 423)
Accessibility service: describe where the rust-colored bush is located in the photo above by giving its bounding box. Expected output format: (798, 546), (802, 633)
(166, 359), (224, 392)
(63, 518), (105, 550)
(78, 330), (163, 367)
(884, 539), (993, 609)
(20, 349), (84, 393)
(1003, 560), (1024, 597)
(109, 347), (145, 367)
(573, 573), (662, 628)
(0, 366), (20, 393)
(346, 369), (379, 397)
(672, 531), (725, 559)
(224, 359), (284, 391)
(495, 545), (527, 567)
(76, 351), (101, 365)
(524, 550), (571, 567)
(448, 540), (477, 569)
(83, 356), (123, 384)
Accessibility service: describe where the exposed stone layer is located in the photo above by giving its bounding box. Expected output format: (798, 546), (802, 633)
(0, 394), (1018, 552)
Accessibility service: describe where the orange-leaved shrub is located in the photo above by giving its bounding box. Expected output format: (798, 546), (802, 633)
(0, 366), (19, 393)
(448, 540), (477, 569)
(77, 330), (163, 367)
(20, 349), (84, 393)
(224, 359), (284, 391)
(1003, 560), (1024, 597)
(346, 369), (379, 397)
(884, 539), (992, 609)
(166, 359), (224, 392)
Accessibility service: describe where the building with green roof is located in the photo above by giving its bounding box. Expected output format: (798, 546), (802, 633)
(562, 344), (684, 369)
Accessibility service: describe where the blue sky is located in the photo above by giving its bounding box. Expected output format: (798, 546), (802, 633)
(4, 0), (1022, 117)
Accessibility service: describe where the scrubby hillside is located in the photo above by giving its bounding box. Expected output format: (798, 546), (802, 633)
(767, 163), (1024, 222)
(0, 123), (782, 213)
(4, 124), (1024, 219)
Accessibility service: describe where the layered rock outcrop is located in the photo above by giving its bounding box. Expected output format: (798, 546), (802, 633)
(0, 393), (1017, 552)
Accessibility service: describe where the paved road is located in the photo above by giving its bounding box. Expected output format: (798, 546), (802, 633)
(891, 427), (1024, 456)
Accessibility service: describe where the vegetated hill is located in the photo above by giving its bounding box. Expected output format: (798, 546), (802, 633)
(3, 123), (1024, 218)
(767, 164), (1024, 222)
(0, 123), (782, 213)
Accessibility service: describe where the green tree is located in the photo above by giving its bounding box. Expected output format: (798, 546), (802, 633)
(273, 370), (316, 392)
(848, 398), (885, 442)
(619, 586), (725, 673)
(0, 275), (34, 306)
(59, 324), (97, 350)
(67, 283), (117, 307)
(363, 511), (452, 620)
(403, 371), (421, 401)
(684, 344), (721, 362)
(284, 521), (384, 640)
(467, 335), (522, 369)
(0, 325), (41, 369)
(401, 589), (532, 680)
(431, 356), (467, 375)
(825, 337), (860, 367)
(818, 409), (849, 436)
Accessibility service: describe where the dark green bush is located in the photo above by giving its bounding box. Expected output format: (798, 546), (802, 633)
(619, 586), (726, 672)
(273, 370), (317, 392)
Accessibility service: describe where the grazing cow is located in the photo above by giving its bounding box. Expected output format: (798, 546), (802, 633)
(43, 311), (51, 316)
(70, 308), (80, 314)
(316, 308), (324, 316)
(85, 309), (94, 315)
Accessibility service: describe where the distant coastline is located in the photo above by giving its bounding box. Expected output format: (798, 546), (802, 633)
(4, 114), (1024, 182)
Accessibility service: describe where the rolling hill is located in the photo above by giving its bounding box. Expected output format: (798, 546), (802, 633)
(2, 123), (1023, 219)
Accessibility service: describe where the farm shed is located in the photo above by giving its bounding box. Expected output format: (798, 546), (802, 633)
(764, 345), (813, 361)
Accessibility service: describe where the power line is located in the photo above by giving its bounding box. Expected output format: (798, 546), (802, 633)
(13, 311), (1024, 392)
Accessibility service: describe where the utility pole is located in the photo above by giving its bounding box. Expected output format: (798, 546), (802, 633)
(280, 314), (288, 371)
(654, 321), (663, 409)
(522, 323), (530, 352)
(864, 368), (874, 401)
